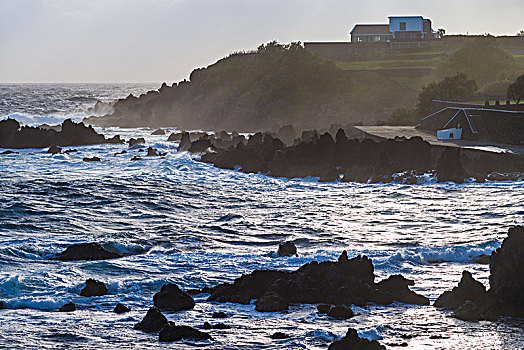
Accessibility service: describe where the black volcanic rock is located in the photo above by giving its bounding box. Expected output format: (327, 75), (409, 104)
(436, 147), (467, 183)
(212, 311), (228, 318)
(80, 279), (108, 297)
(58, 302), (76, 312)
(329, 328), (386, 350)
(270, 332), (290, 339)
(133, 307), (168, 332)
(177, 132), (191, 152)
(51, 243), (122, 261)
(377, 275), (429, 305)
(128, 137), (145, 146)
(434, 271), (488, 310)
(255, 291), (289, 312)
(159, 324), (211, 342)
(327, 304), (354, 319)
(167, 132), (182, 141)
(205, 251), (425, 308)
(277, 242), (297, 257)
(151, 129), (165, 135)
(47, 145), (62, 154)
(83, 156), (101, 162)
(153, 283), (195, 311)
(113, 303), (130, 313)
(489, 225), (524, 317)
(0, 119), (123, 149)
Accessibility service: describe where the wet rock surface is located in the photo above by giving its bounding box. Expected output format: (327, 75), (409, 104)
(0, 119), (122, 149)
(58, 302), (76, 312)
(204, 251), (426, 309)
(277, 242), (297, 257)
(329, 328), (386, 350)
(51, 243), (122, 261)
(80, 279), (108, 297)
(159, 324), (211, 342)
(153, 283), (195, 311)
(133, 307), (168, 332)
(113, 303), (130, 314)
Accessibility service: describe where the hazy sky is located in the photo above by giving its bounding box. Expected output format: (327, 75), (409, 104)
(1, 0), (523, 83)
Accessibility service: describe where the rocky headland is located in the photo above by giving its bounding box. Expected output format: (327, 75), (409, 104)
(84, 42), (415, 131)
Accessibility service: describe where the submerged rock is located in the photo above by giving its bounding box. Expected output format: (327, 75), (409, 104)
(51, 242), (122, 261)
(153, 283), (195, 311)
(159, 324), (211, 342)
(83, 156), (101, 162)
(270, 332), (290, 339)
(58, 302), (76, 312)
(113, 303), (130, 314)
(133, 307), (168, 332)
(80, 279), (108, 297)
(212, 311), (228, 318)
(329, 328), (386, 350)
(277, 242), (297, 257)
(434, 271), (488, 310)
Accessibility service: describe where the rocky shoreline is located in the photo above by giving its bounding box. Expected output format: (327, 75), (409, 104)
(4, 225), (517, 347)
(176, 127), (524, 184)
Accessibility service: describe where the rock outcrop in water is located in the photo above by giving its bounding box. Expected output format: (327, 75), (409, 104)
(192, 129), (524, 183)
(133, 307), (168, 332)
(0, 119), (122, 149)
(201, 251), (427, 310)
(153, 283), (195, 311)
(434, 226), (524, 320)
(80, 279), (108, 297)
(159, 324), (211, 342)
(329, 328), (386, 350)
(51, 243), (122, 261)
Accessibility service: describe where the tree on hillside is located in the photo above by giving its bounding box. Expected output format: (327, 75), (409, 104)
(517, 30), (524, 37)
(437, 28), (446, 38)
(437, 37), (516, 85)
(417, 73), (477, 116)
(386, 74), (477, 125)
(507, 74), (524, 103)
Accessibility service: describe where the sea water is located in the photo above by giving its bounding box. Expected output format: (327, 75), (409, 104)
(0, 84), (523, 349)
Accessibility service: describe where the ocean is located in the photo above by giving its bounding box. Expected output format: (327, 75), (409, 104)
(0, 83), (523, 349)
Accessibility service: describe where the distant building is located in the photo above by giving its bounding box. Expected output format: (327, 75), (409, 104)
(350, 16), (438, 42)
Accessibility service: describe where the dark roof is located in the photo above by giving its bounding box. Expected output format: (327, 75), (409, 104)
(350, 24), (391, 35)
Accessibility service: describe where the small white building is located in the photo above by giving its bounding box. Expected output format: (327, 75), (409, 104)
(437, 128), (463, 140)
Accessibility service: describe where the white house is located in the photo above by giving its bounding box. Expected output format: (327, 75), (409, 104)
(350, 16), (439, 42)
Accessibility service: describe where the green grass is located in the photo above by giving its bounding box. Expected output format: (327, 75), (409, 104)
(335, 57), (442, 71)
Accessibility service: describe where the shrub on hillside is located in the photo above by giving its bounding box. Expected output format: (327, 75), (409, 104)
(437, 38), (516, 85)
(507, 74), (524, 103)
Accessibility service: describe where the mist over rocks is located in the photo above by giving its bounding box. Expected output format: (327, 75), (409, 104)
(84, 42), (414, 131)
(0, 118), (123, 149)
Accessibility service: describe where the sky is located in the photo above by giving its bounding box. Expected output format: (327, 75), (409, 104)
(0, 0), (523, 83)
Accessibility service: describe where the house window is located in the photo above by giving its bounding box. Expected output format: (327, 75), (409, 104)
(399, 22), (406, 30)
